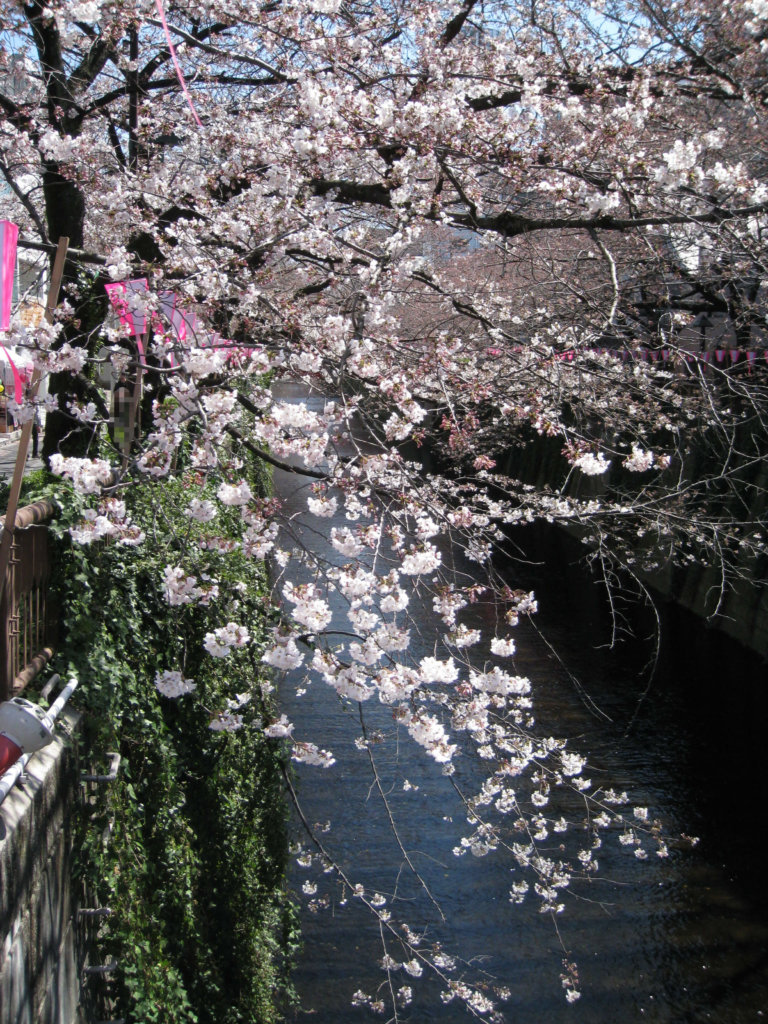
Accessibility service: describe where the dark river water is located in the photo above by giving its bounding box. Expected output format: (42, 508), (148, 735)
(272, 381), (768, 1023)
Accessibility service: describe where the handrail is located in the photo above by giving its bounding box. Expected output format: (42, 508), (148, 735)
(0, 676), (79, 806)
(0, 499), (58, 531)
(0, 499), (58, 700)
(0, 499), (58, 530)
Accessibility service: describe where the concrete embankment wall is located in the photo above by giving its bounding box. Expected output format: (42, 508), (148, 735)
(0, 708), (84, 1024)
(497, 434), (768, 660)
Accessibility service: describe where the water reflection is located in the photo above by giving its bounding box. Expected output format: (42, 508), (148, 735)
(271, 380), (768, 1023)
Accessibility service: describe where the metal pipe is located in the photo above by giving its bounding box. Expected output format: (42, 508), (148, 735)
(0, 676), (79, 806)
(81, 752), (121, 784)
(0, 750), (32, 804)
(47, 677), (79, 719)
(40, 673), (61, 701)
(84, 959), (119, 975)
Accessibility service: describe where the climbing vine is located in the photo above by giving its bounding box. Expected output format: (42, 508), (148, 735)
(30, 467), (298, 1024)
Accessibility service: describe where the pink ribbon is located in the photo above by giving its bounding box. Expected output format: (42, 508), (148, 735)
(0, 221), (18, 331)
(154, 0), (202, 127)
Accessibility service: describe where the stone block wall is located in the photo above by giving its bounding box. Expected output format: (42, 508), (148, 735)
(0, 708), (83, 1024)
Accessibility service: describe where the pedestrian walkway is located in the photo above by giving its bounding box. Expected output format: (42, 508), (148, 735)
(0, 431), (44, 482)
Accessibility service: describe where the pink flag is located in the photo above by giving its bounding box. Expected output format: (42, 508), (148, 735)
(0, 346), (23, 402)
(0, 221), (18, 331)
(157, 292), (190, 344)
(105, 278), (150, 360)
(157, 291), (177, 323)
(105, 279), (149, 336)
(209, 332), (240, 350)
(157, 291), (179, 364)
(171, 307), (187, 342)
(175, 308), (199, 344)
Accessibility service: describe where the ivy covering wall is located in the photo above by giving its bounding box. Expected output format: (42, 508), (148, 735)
(17, 468), (296, 1024)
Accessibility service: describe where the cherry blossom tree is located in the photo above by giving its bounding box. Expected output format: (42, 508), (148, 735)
(0, 0), (764, 1014)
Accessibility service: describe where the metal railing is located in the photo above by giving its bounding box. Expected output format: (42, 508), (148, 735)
(0, 499), (57, 700)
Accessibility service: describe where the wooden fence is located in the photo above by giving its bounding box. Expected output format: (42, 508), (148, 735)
(0, 499), (57, 701)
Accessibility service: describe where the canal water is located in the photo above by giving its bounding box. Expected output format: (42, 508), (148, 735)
(272, 381), (768, 1023)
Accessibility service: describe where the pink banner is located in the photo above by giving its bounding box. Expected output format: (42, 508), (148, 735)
(157, 291), (177, 324)
(157, 292), (193, 344)
(156, 292), (178, 365)
(546, 346), (768, 365)
(0, 221), (18, 331)
(174, 308), (199, 344)
(208, 331), (240, 350)
(0, 346), (23, 402)
(171, 308), (187, 343)
(158, 291), (204, 354)
(105, 279), (149, 356)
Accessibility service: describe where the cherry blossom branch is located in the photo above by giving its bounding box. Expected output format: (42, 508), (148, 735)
(357, 702), (446, 921)
(224, 423), (328, 479)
